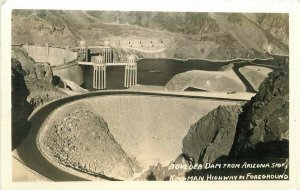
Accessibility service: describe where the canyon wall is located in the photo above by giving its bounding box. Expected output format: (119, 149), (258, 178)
(11, 48), (67, 149)
(12, 11), (289, 60)
(182, 61), (289, 162)
(232, 61), (289, 158)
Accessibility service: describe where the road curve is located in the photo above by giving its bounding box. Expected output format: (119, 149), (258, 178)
(13, 90), (252, 181)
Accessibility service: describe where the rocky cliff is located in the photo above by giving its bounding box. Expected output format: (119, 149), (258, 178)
(11, 58), (33, 149)
(232, 60), (289, 158)
(11, 48), (66, 149)
(182, 61), (289, 162)
(12, 47), (67, 107)
(182, 105), (242, 164)
(28, 62), (53, 82)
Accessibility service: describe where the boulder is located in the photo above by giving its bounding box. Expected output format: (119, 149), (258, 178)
(182, 105), (242, 164)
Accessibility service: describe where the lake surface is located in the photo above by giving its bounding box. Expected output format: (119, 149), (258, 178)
(81, 59), (231, 90)
(81, 57), (286, 91)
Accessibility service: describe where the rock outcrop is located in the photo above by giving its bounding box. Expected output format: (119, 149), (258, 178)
(12, 48), (66, 109)
(232, 61), (289, 157)
(25, 66), (66, 109)
(40, 105), (141, 180)
(182, 60), (289, 161)
(182, 105), (242, 164)
(28, 62), (53, 82)
(11, 49), (66, 149)
(12, 47), (35, 74)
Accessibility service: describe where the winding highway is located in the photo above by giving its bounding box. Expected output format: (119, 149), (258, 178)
(12, 90), (254, 181)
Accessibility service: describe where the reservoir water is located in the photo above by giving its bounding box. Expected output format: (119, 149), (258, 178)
(81, 57), (286, 91)
(82, 59), (231, 90)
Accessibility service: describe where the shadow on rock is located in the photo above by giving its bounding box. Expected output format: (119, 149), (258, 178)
(11, 58), (34, 149)
(235, 140), (289, 159)
(146, 171), (157, 181)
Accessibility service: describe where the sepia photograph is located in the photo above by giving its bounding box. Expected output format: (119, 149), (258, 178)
(1, 0), (300, 189)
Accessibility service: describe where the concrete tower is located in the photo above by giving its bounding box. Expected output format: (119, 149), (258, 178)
(124, 54), (137, 88)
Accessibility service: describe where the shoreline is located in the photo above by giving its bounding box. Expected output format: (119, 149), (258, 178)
(12, 44), (288, 65)
(137, 54), (288, 63)
(53, 55), (288, 72)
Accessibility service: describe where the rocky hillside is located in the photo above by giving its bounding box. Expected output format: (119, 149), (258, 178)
(86, 11), (220, 35)
(11, 47), (66, 149)
(12, 10), (288, 60)
(12, 10), (81, 45)
(182, 60), (289, 161)
(40, 105), (141, 180)
(12, 47), (66, 108)
(244, 13), (289, 46)
(232, 60), (289, 158)
(182, 105), (242, 164)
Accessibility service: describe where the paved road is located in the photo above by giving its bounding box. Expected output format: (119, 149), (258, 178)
(13, 90), (253, 181)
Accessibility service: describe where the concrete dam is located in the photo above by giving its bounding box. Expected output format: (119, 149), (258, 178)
(52, 65), (85, 86)
(21, 40), (139, 91)
(23, 44), (78, 66)
(23, 44), (85, 87)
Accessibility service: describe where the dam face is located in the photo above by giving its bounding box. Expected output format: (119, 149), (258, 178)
(23, 45), (78, 66)
(53, 65), (85, 86)
(38, 95), (243, 180)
